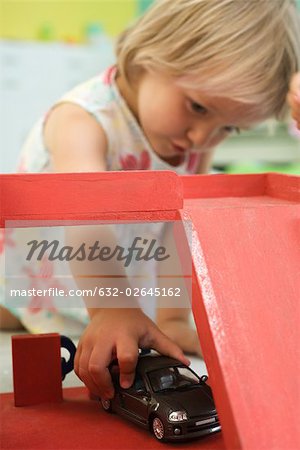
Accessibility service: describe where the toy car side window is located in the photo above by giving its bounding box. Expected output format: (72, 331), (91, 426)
(175, 367), (200, 386)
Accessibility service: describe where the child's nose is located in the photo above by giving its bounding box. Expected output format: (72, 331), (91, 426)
(186, 121), (217, 149)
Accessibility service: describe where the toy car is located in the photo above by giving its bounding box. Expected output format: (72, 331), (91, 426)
(100, 352), (221, 442)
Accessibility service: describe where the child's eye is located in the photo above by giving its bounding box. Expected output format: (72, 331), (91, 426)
(223, 125), (240, 134)
(189, 101), (207, 115)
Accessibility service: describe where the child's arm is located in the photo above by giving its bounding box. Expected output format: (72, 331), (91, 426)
(44, 103), (190, 398)
(287, 73), (300, 130)
(155, 148), (214, 356)
(196, 148), (216, 174)
(44, 103), (108, 172)
(155, 223), (202, 357)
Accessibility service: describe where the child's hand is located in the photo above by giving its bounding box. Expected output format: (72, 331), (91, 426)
(74, 308), (190, 399)
(287, 73), (300, 129)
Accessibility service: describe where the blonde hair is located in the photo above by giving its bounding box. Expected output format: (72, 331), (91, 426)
(116, 0), (300, 120)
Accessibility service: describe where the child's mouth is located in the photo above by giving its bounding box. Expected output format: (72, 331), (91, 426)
(172, 143), (187, 154)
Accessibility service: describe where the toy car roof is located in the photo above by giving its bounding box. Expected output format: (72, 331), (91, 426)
(136, 353), (186, 374)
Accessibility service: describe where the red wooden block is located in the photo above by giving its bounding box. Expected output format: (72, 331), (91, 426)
(12, 333), (63, 406)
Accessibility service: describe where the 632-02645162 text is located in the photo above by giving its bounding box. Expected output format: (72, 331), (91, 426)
(9, 287), (183, 298)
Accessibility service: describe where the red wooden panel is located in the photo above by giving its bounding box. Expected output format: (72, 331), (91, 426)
(182, 188), (300, 449)
(0, 171), (182, 227)
(266, 172), (300, 202)
(182, 172), (300, 202)
(181, 173), (266, 199)
(12, 333), (63, 406)
(0, 387), (225, 449)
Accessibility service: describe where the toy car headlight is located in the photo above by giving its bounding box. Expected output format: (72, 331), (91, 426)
(168, 411), (188, 422)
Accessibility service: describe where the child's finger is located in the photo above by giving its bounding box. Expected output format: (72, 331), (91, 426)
(288, 93), (300, 113)
(117, 339), (139, 389)
(88, 347), (115, 399)
(74, 345), (103, 396)
(287, 90), (300, 127)
(287, 90), (300, 108)
(151, 328), (191, 366)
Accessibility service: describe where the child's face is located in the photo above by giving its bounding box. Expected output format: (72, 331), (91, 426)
(127, 71), (264, 165)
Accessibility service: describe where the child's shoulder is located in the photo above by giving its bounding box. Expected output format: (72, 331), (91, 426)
(59, 65), (118, 112)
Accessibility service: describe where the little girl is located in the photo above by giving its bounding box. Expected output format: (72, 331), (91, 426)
(1, 0), (300, 400)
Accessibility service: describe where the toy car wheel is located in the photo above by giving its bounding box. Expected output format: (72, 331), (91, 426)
(100, 398), (112, 413)
(152, 416), (165, 441)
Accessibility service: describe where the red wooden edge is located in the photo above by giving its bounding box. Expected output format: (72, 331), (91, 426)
(0, 171), (183, 227)
(181, 173), (266, 199)
(266, 172), (300, 201)
(2, 172), (299, 227)
(181, 172), (300, 200)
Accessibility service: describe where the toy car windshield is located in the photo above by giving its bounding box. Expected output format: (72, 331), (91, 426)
(148, 365), (200, 392)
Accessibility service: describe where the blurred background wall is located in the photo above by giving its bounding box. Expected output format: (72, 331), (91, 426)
(1, 0), (153, 41)
(0, 0), (299, 174)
